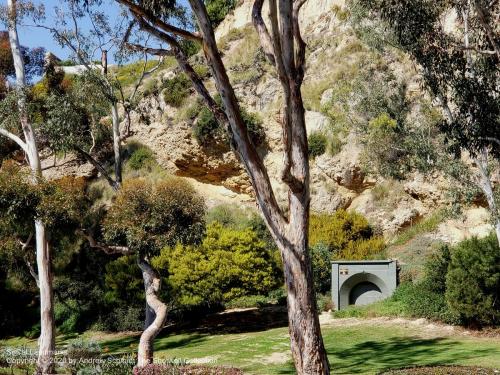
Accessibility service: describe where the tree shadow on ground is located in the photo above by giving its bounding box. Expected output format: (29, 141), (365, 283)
(325, 336), (495, 374)
(100, 334), (140, 354)
(164, 305), (289, 335)
(99, 306), (289, 355)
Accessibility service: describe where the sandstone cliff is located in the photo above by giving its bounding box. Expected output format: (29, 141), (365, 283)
(44, 0), (493, 244)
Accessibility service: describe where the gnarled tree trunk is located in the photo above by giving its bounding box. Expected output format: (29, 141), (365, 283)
(137, 256), (168, 367)
(6, 1), (55, 373)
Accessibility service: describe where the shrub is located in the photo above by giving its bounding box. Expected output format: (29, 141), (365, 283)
(317, 293), (334, 312)
(127, 146), (156, 171)
(308, 132), (327, 158)
(308, 211), (385, 292)
(112, 306), (144, 331)
(104, 255), (144, 308)
(267, 287), (287, 305)
(66, 339), (102, 375)
(133, 364), (243, 375)
(445, 233), (500, 326)
(241, 110), (265, 146)
(193, 106), (223, 145)
(309, 209), (385, 260)
(206, 204), (252, 229)
(23, 323), (41, 339)
(161, 222), (282, 307)
(391, 282), (460, 324)
(104, 178), (206, 256)
(310, 242), (331, 293)
(205, 0), (237, 27)
(162, 74), (191, 107)
(55, 299), (83, 334)
(193, 102), (265, 147)
(328, 133), (343, 155)
(358, 245), (460, 325)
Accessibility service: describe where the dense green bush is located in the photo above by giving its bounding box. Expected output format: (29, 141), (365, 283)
(162, 74), (191, 107)
(101, 256), (144, 331)
(127, 146), (156, 171)
(193, 106), (222, 144)
(308, 132), (327, 158)
(192, 100), (265, 147)
(308, 210), (385, 293)
(445, 234), (500, 326)
(205, 0), (237, 27)
(310, 242), (331, 293)
(157, 222), (282, 307)
(309, 209), (385, 260)
(391, 282), (460, 324)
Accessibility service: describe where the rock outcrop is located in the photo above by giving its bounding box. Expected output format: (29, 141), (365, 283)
(43, 0), (493, 240)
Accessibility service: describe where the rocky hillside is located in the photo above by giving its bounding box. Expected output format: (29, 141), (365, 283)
(45, 0), (493, 246)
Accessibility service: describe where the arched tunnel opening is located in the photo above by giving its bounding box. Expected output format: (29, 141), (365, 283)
(349, 281), (382, 306)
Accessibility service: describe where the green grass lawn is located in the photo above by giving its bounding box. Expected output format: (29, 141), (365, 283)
(4, 320), (497, 375)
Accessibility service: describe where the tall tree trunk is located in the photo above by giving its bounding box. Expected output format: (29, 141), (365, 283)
(101, 49), (122, 188)
(35, 222), (55, 375)
(111, 103), (122, 186)
(278, 85), (329, 375)
(6, 1), (55, 373)
(277, 184), (329, 374)
(137, 256), (167, 367)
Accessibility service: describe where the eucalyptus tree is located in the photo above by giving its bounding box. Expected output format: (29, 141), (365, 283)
(0, 1), (56, 373)
(115, 0), (330, 373)
(26, 0), (134, 190)
(351, 0), (500, 244)
(81, 177), (205, 367)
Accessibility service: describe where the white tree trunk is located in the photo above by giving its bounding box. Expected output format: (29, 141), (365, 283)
(35, 222), (55, 375)
(137, 256), (167, 367)
(6, 1), (55, 373)
(111, 103), (122, 186)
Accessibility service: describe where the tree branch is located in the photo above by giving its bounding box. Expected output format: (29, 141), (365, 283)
(134, 15), (228, 128)
(252, 0), (277, 65)
(472, 0), (500, 59)
(293, 0), (307, 84)
(124, 42), (173, 56)
(78, 229), (132, 255)
(116, 0), (203, 42)
(0, 127), (29, 154)
(19, 232), (40, 287)
(74, 146), (119, 191)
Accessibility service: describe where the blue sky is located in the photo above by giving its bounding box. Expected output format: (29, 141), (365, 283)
(18, 0), (190, 64)
(18, 0), (122, 62)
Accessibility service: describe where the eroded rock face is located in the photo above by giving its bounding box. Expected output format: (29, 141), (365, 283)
(41, 153), (96, 181)
(39, 0), (494, 241)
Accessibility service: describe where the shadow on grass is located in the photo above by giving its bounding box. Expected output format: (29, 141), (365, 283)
(165, 306), (289, 335)
(327, 336), (495, 374)
(95, 306), (288, 359)
(100, 334), (141, 354)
